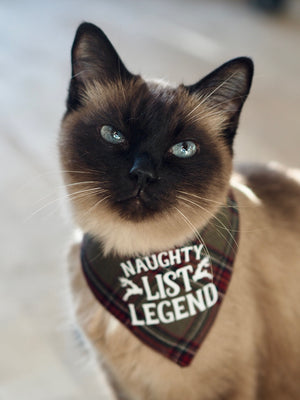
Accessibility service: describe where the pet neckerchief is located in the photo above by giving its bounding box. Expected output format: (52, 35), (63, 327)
(81, 192), (239, 367)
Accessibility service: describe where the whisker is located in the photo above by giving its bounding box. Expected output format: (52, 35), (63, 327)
(30, 181), (108, 217)
(20, 168), (102, 193)
(178, 190), (256, 211)
(178, 190), (226, 207)
(174, 207), (214, 282)
(177, 195), (238, 252)
(44, 189), (109, 220)
(177, 196), (229, 249)
(60, 169), (100, 175)
(25, 187), (107, 221)
(83, 194), (111, 217)
(34, 182), (104, 206)
(64, 181), (102, 188)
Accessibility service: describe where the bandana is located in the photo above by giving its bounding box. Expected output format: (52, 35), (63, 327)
(81, 193), (239, 367)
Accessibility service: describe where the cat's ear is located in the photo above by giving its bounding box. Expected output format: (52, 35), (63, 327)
(67, 22), (132, 111)
(186, 57), (254, 146)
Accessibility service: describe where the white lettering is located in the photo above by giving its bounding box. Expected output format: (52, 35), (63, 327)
(135, 258), (148, 274)
(186, 289), (206, 315)
(164, 271), (181, 297)
(181, 246), (194, 262)
(157, 251), (170, 267)
(156, 274), (167, 299)
(144, 255), (158, 270)
(203, 283), (218, 308)
(129, 303), (145, 326)
(141, 276), (160, 301)
(172, 296), (189, 321)
(120, 261), (136, 278)
(168, 248), (181, 266)
(143, 303), (159, 325)
(128, 283), (218, 326)
(157, 300), (174, 323)
(176, 265), (193, 292)
(193, 244), (204, 260)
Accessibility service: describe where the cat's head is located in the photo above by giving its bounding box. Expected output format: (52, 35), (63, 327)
(59, 22), (253, 255)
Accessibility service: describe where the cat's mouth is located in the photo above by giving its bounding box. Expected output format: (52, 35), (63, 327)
(116, 188), (150, 206)
(114, 188), (161, 221)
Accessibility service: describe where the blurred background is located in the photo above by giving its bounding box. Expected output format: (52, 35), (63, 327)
(1, 0), (299, 399)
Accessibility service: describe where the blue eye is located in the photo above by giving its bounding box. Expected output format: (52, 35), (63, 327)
(100, 125), (126, 145)
(169, 141), (198, 158)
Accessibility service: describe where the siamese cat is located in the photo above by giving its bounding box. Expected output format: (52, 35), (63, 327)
(59, 22), (300, 399)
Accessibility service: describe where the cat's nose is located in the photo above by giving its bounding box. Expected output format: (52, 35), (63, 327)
(129, 153), (157, 186)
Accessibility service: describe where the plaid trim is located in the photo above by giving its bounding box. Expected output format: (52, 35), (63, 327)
(81, 193), (239, 367)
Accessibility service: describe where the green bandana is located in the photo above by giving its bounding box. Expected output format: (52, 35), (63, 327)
(81, 192), (239, 366)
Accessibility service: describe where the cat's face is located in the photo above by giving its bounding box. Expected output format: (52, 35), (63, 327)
(59, 23), (253, 255)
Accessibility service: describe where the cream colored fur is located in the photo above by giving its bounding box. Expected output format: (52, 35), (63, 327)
(67, 163), (300, 400)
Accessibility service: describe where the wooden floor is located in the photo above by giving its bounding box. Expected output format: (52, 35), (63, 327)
(1, 0), (299, 399)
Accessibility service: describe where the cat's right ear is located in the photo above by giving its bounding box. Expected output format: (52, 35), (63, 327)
(67, 22), (133, 111)
(185, 57), (254, 147)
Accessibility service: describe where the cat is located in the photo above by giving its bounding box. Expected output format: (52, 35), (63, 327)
(59, 22), (300, 400)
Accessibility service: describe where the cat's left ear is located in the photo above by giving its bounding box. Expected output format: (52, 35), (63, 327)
(67, 22), (133, 111)
(185, 57), (254, 146)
